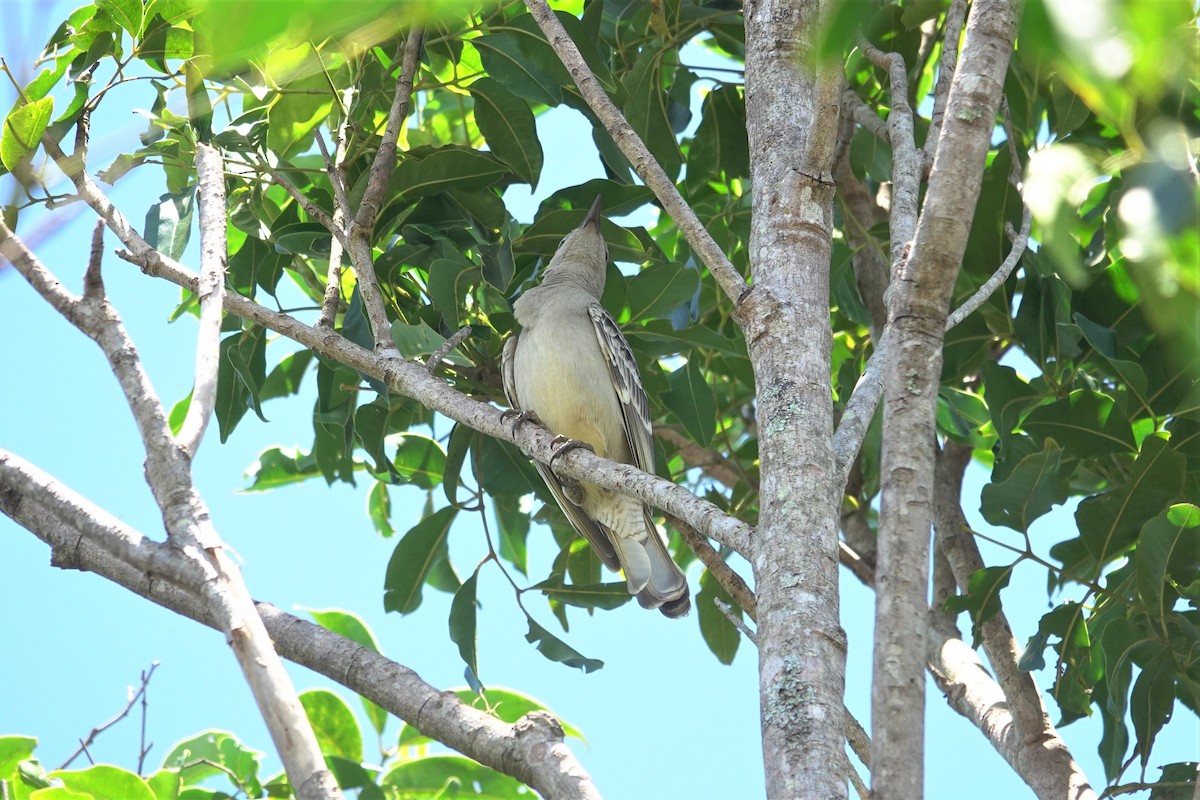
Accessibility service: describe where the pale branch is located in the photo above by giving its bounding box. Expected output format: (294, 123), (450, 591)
(842, 88), (889, 142)
(1, 216), (342, 800)
(59, 662), (159, 770)
(669, 513), (757, 619)
(656, 425), (751, 491)
(522, 0), (750, 308)
(857, 38), (921, 268)
(425, 324), (472, 374)
(714, 598), (758, 643)
(315, 87), (355, 330)
(0, 464), (601, 800)
(934, 444), (1097, 800)
(925, 0), (969, 174)
(832, 117), (1029, 494)
(346, 26), (424, 358)
(870, 1), (1021, 795)
(115, 246), (753, 557)
(177, 142), (228, 456)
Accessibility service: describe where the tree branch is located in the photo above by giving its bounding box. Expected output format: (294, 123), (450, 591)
(522, 0), (750, 308)
(0, 216), (342, 800)
(925, 0), (969, 174)
(0, 456), (601, 800)
(346, 26), (424, 358)
(870, 1), (1021, 795)
(316, 87), (355, 330)
(934, 444), (1097, 800)
(177, 142), (227, 456)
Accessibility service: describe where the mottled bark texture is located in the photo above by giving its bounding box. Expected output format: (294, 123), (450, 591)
(743, 1), (846, 796)
(870, 2), (1021, 798)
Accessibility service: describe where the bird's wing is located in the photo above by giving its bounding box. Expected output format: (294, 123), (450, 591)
(502, 332), (621, 571)
(587, 303), (655, 474)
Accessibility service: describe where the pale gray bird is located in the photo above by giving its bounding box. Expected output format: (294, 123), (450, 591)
(502, 197), (690, 618)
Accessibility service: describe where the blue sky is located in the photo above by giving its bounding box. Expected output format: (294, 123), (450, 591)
(1, 3), (1195, 798)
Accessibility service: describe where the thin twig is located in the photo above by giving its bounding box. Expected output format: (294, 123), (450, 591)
(522, 0), (749, 308)
(669, 513), (757, 619)
(59, 663), (159, 769)
(425, 325), (471, 374)
(347, 27), (424, 357)
(177, 142), (227, 456)
(316, 87), (355, 330)
(714, 597), (757, 643)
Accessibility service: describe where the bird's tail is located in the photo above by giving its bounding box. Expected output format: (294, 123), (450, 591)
(609, 509), (690, 618)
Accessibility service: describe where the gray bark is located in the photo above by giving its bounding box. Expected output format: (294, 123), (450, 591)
(742, 1), (846, 796)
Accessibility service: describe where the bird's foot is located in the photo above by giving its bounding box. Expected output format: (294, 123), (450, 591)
(548, 435), (594, 466)
(500, 408), (541, 436)
(548, 436), (593, 504)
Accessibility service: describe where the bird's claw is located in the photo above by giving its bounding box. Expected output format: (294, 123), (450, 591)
(500, 408), (541, 436)
(548, 436), (594, 467)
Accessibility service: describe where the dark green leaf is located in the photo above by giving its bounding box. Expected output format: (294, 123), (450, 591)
(1130, 658), (1175, 768)
(394, 148), (509, 200)
(144, 188), (196, 261)
(244, 446), (322, 491)
(663, 359), (716, 447)
(524, 616), (603, 673)
(697, 568), (741, 665)
(448, 571), (481, 685)
(470, 77), (542, 188)
(533, 576), (631, 610)
(627, 262), (701, 321)
(368, 481), (395, 537)
(943, 564), (1014, 648)
(1022, 390), (1137, 459)
(383, 507), (457, 614)
(1135, 505), (1198, 619)
(980, 440), (1070, 532)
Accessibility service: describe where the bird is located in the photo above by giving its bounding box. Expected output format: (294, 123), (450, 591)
(501, 196), (691, 618)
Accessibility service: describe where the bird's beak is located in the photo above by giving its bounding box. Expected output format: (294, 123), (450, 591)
(581, 195), (603, 229)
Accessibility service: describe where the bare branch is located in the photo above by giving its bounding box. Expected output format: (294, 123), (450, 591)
(522, 0), (750, 309)
(870, 1), (1021, 794)
(425, 325), (472, 374)
(346, 27), (425, 358)
(116, 245), (754, 556)
(714, 598), (757, 643)
(0, 463), (602, 799)
(316, 87), (355, 330)
(858, 38), (921, 267)
(177, 142), (228, 456)
(257, 161), (351, 252)
(934, 444), (1097, 800)
(59, 663), (159, 770)
(925, 0), (969, 173)
(670, 514), (757, 618)
(656, 425), (752, 491)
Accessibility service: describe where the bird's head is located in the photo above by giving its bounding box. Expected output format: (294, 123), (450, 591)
(542, 195), (609, 296)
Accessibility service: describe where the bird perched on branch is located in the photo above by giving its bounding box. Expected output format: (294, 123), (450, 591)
(502, 197), (691, 618)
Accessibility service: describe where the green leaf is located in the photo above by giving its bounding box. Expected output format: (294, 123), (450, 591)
(0, 736), (37, 780)
(144, 188), (196, 261)
(96, 0), (144, 36)
(168, 389), (191, 436)
(1022, 390), (1137, 459)
(367, 481), (394, 537)
(244, 446), (322, 491)
(448, 571), (481, 685)
(380, 755), (525, 797)
(265, 43), (334, 156)
(1, 96), (54, 171)
(392, 434), (447, 489)
(394, 148), (510, 200)
(471, 33), (562, 107)
(442, 422), (474, 506)
(383, 507), (457, 614)
(215, 328), (268, 441)
(980, 441), (1070, 532)
(627, 262), (700, 321)
(145, 769), (181, 800)
(47, 764), (155, 800)
(161, 730), (263, 797)
(943, 564), (1014, 648)
(518, 210), (650, 265)
(697, 568), (741, 665)
(533, 576), (632, 610)
(663, 359), (716, 448)
(620, 47), (682, 179)
(1130, 658), (1176, 768)
(305, 608), (389, 735)
(524, 616), (603, 673)
(299, 689), (363, 761)
(1075, 436), (1186, 567)
(1136, 505), (1198, 620)
(686, 85), (748, 190)
(470, 77), (542, 188)
(260, 350), (313, 400)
